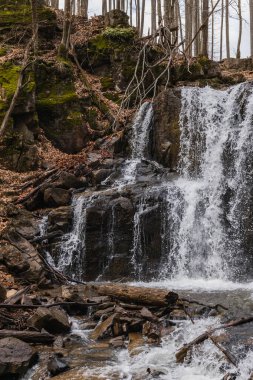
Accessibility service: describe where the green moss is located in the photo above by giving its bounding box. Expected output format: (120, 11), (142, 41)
(102, 27), (136, 42)
(0, 63), (20, 114)
(0, 1), (56, 27)
(100, 77), (114, 91)
(0, 46), (7, 57)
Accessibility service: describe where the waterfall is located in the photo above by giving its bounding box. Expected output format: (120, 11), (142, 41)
(161, 83), (253, 281)
(117, 101), (153, 186)
(56, 196), (90, 281)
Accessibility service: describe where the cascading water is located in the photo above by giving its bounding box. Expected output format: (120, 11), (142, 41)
(160, 83), (253, 282)
(117, 101), (153, 186)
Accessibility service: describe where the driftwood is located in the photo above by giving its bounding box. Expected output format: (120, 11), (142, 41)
(90, 283), (178, 307)
(0, 329), (55, 344)
(4, 286), (31, 305)
(176, 316), (253, 363)
(209, 336), (237, 367)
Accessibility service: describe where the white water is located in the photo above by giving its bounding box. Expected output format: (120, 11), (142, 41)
(116, 101), (153, 186)
(159, 84), (253, 282)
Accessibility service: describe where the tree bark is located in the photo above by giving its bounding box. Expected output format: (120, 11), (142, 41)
(250, 0), (253, 56)
(151, 0), (156, 35)
(140, 0), (145, 36)
(225, 0), (230, 58)
(236, 0), (242, 58)
(89, 283), (179, 307)
(102, 0), (107, 15)
(220, 0), (224, 60)
(201, 0), (209, 56)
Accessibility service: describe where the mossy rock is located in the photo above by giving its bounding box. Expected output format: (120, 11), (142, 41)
(102, 27), (136, 42)
(0, 0), (56, 28)
(103, 91), (120, 104)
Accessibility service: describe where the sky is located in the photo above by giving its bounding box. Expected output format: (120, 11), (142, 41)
(59, 0), (251, 59)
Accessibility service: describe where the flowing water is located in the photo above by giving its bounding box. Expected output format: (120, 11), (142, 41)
(36, 83), (253, 379)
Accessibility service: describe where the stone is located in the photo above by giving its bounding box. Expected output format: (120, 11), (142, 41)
(140, 307), (156, 321)
(104, 9), (129, 28)
(0, 337), (37, 377)
(52, 172), (86, 190)
(48, 354), (70, 377)
(47, 206), (72, 233)
(43, 187), (71, 207)
(6, 289), (16, 299)
(91, 169), (113, 185)
(128, 332), (145, 356)
(0, 284), (6, 302)
(109, 336), (125, 348)
(90, 313), (117, 340)
(153, 88), (181, 170)
(28, 306), (71, 334)
(2, 230), (44, 282)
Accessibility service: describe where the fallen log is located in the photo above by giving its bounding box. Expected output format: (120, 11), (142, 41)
(0, 301), (99, 310)
(4, 286), (31, 305)
(0, 329), (55, 344)
(90, 284), (178, 307)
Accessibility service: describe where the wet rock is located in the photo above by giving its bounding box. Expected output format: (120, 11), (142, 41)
(47, 207), (72, 234)
(0, 337), (37, 378)
(153, 88), (181, 170)
(48, 353), (69, 377)
(128, 332), (145, 356)
(140, 307), (156, 321)
(43, 188), (71, 207)
(0, 284), (6, 302)
(28, 306), (71, 334)
(90, 313), (117, 340)
(109, 335), (125, 348)
(91, 169), (113, 185)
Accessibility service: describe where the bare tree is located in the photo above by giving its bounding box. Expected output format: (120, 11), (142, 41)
(102, 0), (107, 15)
(225, 0), (230, 58)
(140, 0), (146, 36)
(220, 0), (224, 60)
(236, 0), (242, 58)
(30, 0), (38, 56)
(251, 0), (253, 56)
(201, 0), (209, 56)
(61, 0), (71, 53)
(151, 0), (156, 36)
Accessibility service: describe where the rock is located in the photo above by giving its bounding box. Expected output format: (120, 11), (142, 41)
(90, 313), (117, 340)
(140, 307), (156, 321)
(91, 169), (113, 185)
(128, 332), (145, 356)
(0, 337), (37, 377)
(48, 354), (69, 377)
(153, 88), (181, 170)
(104, 9), (129, 27)
(109, 336), (125, 348)
(0, 284), (6, 302)
(28, 306), (71, 334)
(2, 230), (44, 282)
(47, 207), (72, 233)
(52, 172), (86, 190)
(6, 289), (16, 299)
(43, 187), (71, 207)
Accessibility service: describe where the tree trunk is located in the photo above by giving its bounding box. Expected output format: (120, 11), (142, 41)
(211, 0), (214, 59)
(61, 0), (71, 51)
(151, 0), (156, 35)
(236, 0), (242, 58)
(116, 0), (120, 8)
(157, 0), (162, 25)
(80, 0), (88, 19)
(120, 0), (125, 10)
(140, 0), (145, 36)
(30, 0), (38, 56)
(130, 0), (132, 24)
(225, 0), (230, 58)
(250, 0), (253, 56)
(220, 0), (224, 60)
(136, 0), (140, 34)
(201, 0), (209, 56)
(102, 0), (107, 15)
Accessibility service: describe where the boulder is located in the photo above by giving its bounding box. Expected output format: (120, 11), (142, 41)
(104, 9), (129, 28)
(51, 172), (86, 190)
(0, 337), (37, 377)
(0, 284), (6, 302)
(91, 169), (113, 185)
(48, 354), (69, 377)
(43, 188), (71, 208)
(47, 206), (72, 233)
(153, 88), (181, 170)
(28, 306), (71, 334)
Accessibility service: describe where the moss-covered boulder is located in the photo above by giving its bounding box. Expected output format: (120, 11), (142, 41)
(36, 61), (89, 153)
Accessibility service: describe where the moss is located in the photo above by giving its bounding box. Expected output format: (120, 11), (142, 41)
(0, 63), (20, 115)
(85, 108), (99, 129)
(100, 77), (114, 91)
(0, 1), (55, 27)
(0, 46), (7, 57)
(102, 27), (136, 42)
